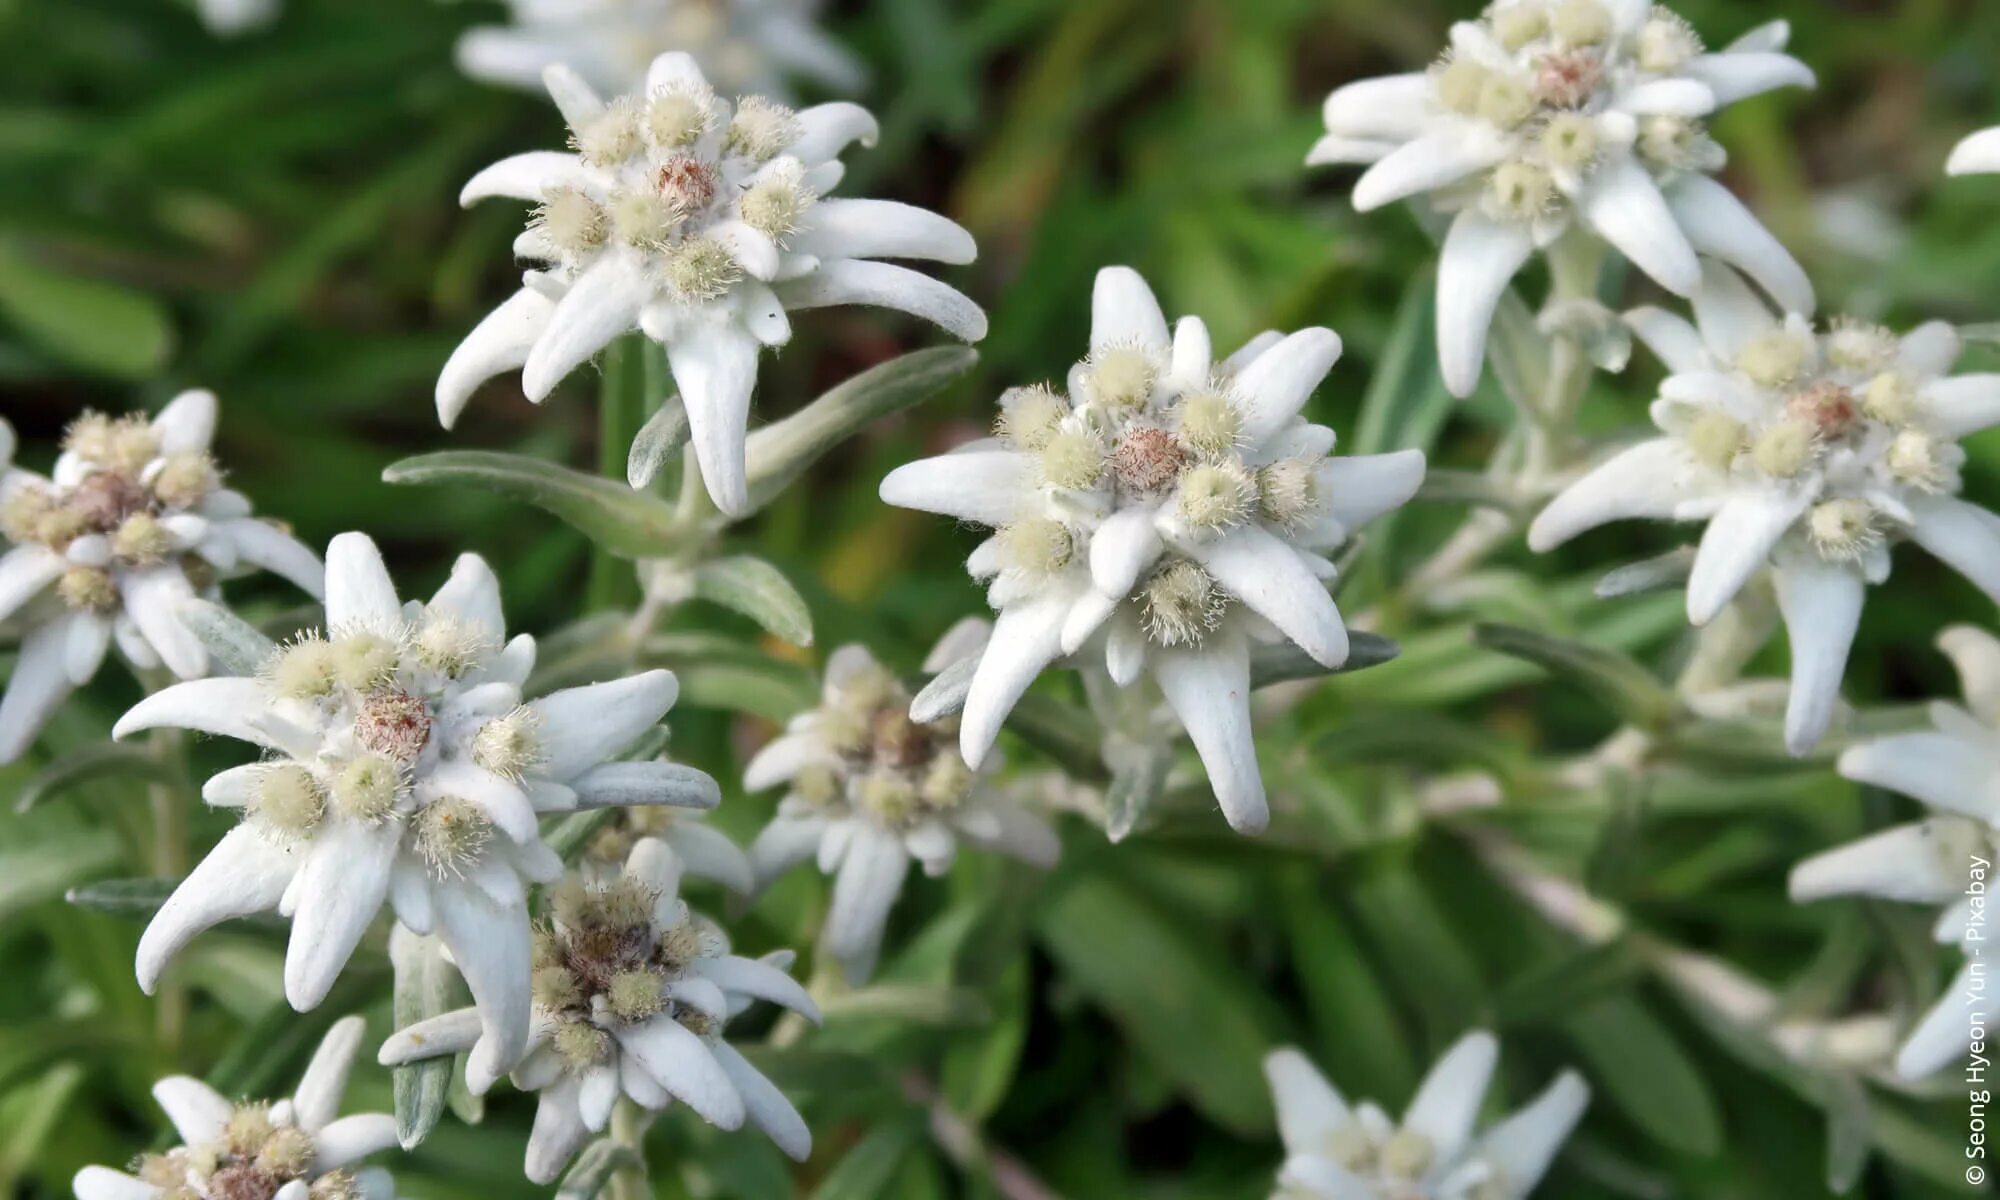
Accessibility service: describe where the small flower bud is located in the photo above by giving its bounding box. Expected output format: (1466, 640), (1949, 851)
(534, 188), (607, 257)
(662, 235), (744, 301)
(795, 763), (839, 806)
(572, 98), (642, 165)
(412, 795), (492, 878)
(410, 612), (492, 678)
(112, 512), (172, 565)
(646, 86), (714, 148)
(657, 917), (704, 966)
(1140, 560), (1226, 648)
(57, 566), (117, 612)
(1750, 419), (1816, 478)
(1552, 0), (1611, 46)
(532, 964), (581, 1011)
(609, 189), (684, 251)
(1888, 429), (1951, 491)
(251, 764), (325, 838)
(1685, 410), (1746, 470)
(151, 453), (221, 509)
(1082, 345), (1157, 410)
(270, 633), (340, 700)
(921, 752), (973, 809)
(1380, 1129), (1435, 1179)
(857, 769), (919, 825)
(473, 706), (542, 779)
(1540, 113), (1599, 170)
(1637, 15), (1702, 72)
(724, 96), (800, 162)
(995, 384), (1070, 450)
(739, 162), (815, 242)
(308, 1170), (363, 1200)
(996, 517), (1074, 578)
(1257, 458), (1320, 526)
(1487, 161), (1554, 220)
(1176, 461), (1254, 531)
(1477, 74), (1536, 128)
(1175, 388), (1241, 455)
(1492, 5), (1547, 50)
(600, 877), (656, 930)
(332, 630), (400, 691)
(0, 485), (52, 543)
(1737, 331), (1811, 388)
(548, 878), (593, 930)
(1827, 319), (1897, 373)
(1435, 58), (1491, 115)
(1862, 371), (1919, 426)
(607, 968), (667, 1021)
(1807, 499), (1880, 562)
(225, 1103), (277, 1155)
(1038, 427), (1107, 490)
(552, 1020), (610, 1070)
(255, 1126), (316, 1178)
(331, 754), (403, 823)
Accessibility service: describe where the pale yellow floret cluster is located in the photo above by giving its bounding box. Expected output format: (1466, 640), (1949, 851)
(793, 655), (973, 829)
(127, 1099), (360, 1200)
(531, 874), (715, 1072)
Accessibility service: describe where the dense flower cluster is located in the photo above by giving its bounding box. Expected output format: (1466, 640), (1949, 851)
(881, 268), (1424, 833)
(744, 637), (1059, 979)
(0, 395), (322, 762)
(1311, 0), (1814, 395)
(441, 51), (982, 514)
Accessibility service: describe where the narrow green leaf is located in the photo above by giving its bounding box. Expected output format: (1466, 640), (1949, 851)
(14, 743), (178, 814)
(1822, 1073), (1871, 1194)
(389, 927), (454, 1149)
(0, 244), (172, 378)
(941, 958), (1028, 1122)
(819, 984), (990, 1026)
(743, 346), (978, 511)
(542, 808), (622, 863)
(178, 597), (278, 676)
(1248, 631), (1400, 689)
(1350, 270), (1450, 458)
(1594, 547), (1696, 600)
(64, 876), (177, 917)
(909, 654), (976, 723)
(383, 450), (684, 559)
(808, 1117), (924, 1200)
(1472, 622), (1680, 729)
(627, 394), (689, 489)
(555, 1137), (642, 1200)
(1103, 741), (1172, 843)
(1565, 995), (1723, 1156)
(689, 555), (815, 646)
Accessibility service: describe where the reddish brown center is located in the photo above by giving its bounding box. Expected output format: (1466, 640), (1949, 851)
(1787, 382), (1860, 438)
(1535, 50), (1603, 108)
(354, 689), (433, 763)
(657, 155), (718, 214)
(206, 1165), (282, 1200)
(1111, 427), (1188, 495)
(67, 472), (151, 533)
(870, 709), (930, 770)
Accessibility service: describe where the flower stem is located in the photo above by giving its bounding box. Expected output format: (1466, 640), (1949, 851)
(607, 1099), (652, 1200)
(589, 334), (651, 613)
(147, 724), (188, 1055)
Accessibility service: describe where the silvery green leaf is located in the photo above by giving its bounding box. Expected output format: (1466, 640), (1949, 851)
(1594, 547), (1698, 599)
(690, 555), (814, 646)
(542, 808), (621, 863)
(390, 927), (454, 1149)
(1473, 622), (1680, 729)
(1248, 632), (1400, 689)
(626, 394), (689, 489)
(1415, 470), (1521, 512)
(1822, 1072), (1871, 1194)
(383, 450), (682, 559)
(818, 984), (989, 1026)
(909, 653), (978, 723)
(1958, 321), (2000, 346)
(555, 1137), (642, 1200)
(742, 346), (977, 511)
(15, 743), (178, 813)
(178, 598), (276, 676)
(1103, 740), (1172, 843)
(64, 876), (176, 916)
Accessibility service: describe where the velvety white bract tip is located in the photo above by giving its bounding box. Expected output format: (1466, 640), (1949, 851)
(0, 393), (322, 764)
(1946, 126), (2000, 177)
(440, 51), (982, 514)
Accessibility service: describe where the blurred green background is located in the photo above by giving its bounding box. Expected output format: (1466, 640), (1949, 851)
(4, 0), (2000, 1196)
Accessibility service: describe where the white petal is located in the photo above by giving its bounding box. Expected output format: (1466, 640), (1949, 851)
(1436, 208), (1535, 397)
(1666, 175), (1814, 316)
(1233, 328), (1341, 444)
(1058, 589), (1117, 656)
(531, 669), (679, 780)
(1948, 127), (2000, 176)
(1090, 506), (1164, 598)
(663, 326), (760, 516)
(1187, 525), (1347, 667)
(437, 289), (556, 429)
(1353, 130), (1506, 212)
(696, 955), (820, 1021)
(1478, 1071), (1590, 1198)
(1940, 625), (2000, 723)
(1790, 820), (1969, 904)
(1624, 306), (1709, 374)
(460, 151), (588, 205)
(1153, 637), (1264, 833)
(1581, 157), (1700, 297)
(324, 532), (402, 632)
(1725, 20), (1792, 53)
(65, 612), (112, 685)
(823, 824), (911, 981)
(1618, 79), (1716, 117)
(1320, 449), (1425, 535)
(662, 821), (755, 894)
(285, 821), (399, 1009)
(615, 1018), (746, 1129)
(1896, 961), (1978, 1078)
(1320, 72), (1431, 139)
(1772, 557), (1864, 756)
(138, 824), (298, 993)
(710, 1040), (811, 1160)
(524, 1078), (589, 1185)
(1907, 497), (2000, 603)
(153, 1076), (232, 1144)
(120, 569), (206, 680)
(959, 592), (1071, 768)
(225, 520), (326, 599)
(0, 544), (61, 623)
(578, 1064), (620, 1132)
(1900, 321), (1964, 377)
(434, 877), (533, 1083)
(878, 450), (1035, 527)
(1838, 731), (1997, 821)
(1685, 490), (1808, 624)
(1684, 51), (1816, 106)
(743, 733), (834, 792)
(377, 1007), (483, 1065)
(1306, 132), (1400, 166)
(293, 1015), (366, 1131)
(314, 1114), (399, 1169)
(747, 814), (829, 887)
(72, 1168), (158, 1200)
(1922, 375), (2000, 438)
(0, 618), (70, 762)
(1690, 260), (1781, 360)
(114, 677), (285, 749)
(523, 257), (650, 402)
(1527, 439), (1694, 552)
(152, 389), (218, 455)
(1090, 266), (1170, 353)
(539, 63), (603, 127)
(791, 102), (879, 165)
(798, 199), (976, 265)
(1264, 1049), (1353, 1156)
(423, 553), (505, 640)
(776, 259), (987, 342)
(1401, 1030), (1498, 1159)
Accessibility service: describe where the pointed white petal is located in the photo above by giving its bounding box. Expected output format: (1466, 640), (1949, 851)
(746, 814), (829, 887)
(114, 677), (285, 748)
(0, 616), (71, 764)
(823, 824), (911, 981)
(377, 1007), (483, 1065)
(1685, 51), (1816, 106)
(523, 257), (650, 402)
(1773, 557), (1864, 755)
(73, 1168), (159, 1200)
(1685, 490), (1808, 624)
(293, 1015), (366, 1131)
(959, 592), (1071, 767)
(663, 327), (760, 516)
(1624, 306), (1710, 373)
(1436, 208), (1536, 397)
(791, 102), (879, 165)
(1153, 637), (1264, 833)
(1907, 497), (2000, 603)
(1187, 525), (1347, 667)
(460, 151), (588, 205)
(152, 389), (218, 454)
(1838, 731), (1997, 821)
(1320, 72), (1431, 139)
(697, 955), (820, 1021)
(709, 1040), (811, 1160)
(615, 1018), (746, 1129)
(313, 1114), (399, 1169)
(285, 821), (399, 1009)
(1666, 175), (1814, 315)
(225, 520), (326, 599)
(1527, 439), (1695, 552)
(1940, 625), (2000, 723)
(530, 669), (678, 780)
(1089, 506), (1164, 598)
(1233, 328), (1341, 444)
(1320, 449), (1425, 534)
(1479, 1071), (1590, 1198)
(878, 450), (1035, 526)
(1896, 961), (1977, 1078)
(0, 544), (60, 624)
(1618, 78), (1715, 116)
(1690, 260), (1781, 360)
(1058, 589), (1117, 655)
(120, 569), (206, 679)
(153, 1076), (232, 1144)
(776, 259), (986, 341)
(1790, 819), (1969, 904)
(1582, 157), (1700, 296)
(1353, 131), (1506, 212)
(325, 532), (401, 631)
(1264, 1048), (1354, 1156)
(1899, 321), (1964, 377)
(1090, 266), (1170, 353)
(138, 824), (297, 993)
(1948, 127), (2000, 176)
(437, 289), (556, 429)
(434, 878), (533, 1081)
(663, 821), (755, 893)
(1923, 375), (2000, 438)
(523, 1077), (589, 1184)
(799, 199), (976, 264)
(539, 63), (603, 127)
(1401, 1030), (1498, 1159)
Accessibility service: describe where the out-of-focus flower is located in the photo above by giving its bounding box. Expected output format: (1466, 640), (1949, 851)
(457, 0), (864, 102)
(440, 52), (982, 515)
(1265, 1033), (1588, 1199)
(73, 1017), (397, 1200)
(379, 837), (818, 1182)
(0, 395), (323, 763)
(1948, 125), (2000, 176)
(582, 787), (755, 894)
(880, 267), (1424, 833)
(194, 0), (278, 36)
(1530, 264), (2000, 752)
(115, 532), (712, 1083)
(745, 636), (1058, 980)
(1310, 0), (1814, 396)
(1791, 625), (2000, 1079)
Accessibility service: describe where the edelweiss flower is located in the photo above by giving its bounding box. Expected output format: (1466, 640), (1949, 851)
(879, 267), (1426, 834)
(0, 395), (323, 763)
(582, 790), (755, 894)
(1265, 1033), (1588, 1199)
(1310, 0), (1814, 396)
(1791, 625), (2000, 1079)
(744, 637), (1059, 980)
(74, 1017), (397, 1200)
(1948, 125), (2000, 176)
(379, 837), (818, 1182)
(114, 532), (707, 1082)
(1529, 264), (2000, 753)
(439, 52), (984, 515)
(457, 0), (865, 101)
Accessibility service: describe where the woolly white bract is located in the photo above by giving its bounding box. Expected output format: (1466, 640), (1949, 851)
(378, 837), (819, 1182)
(743, 633), (1060, 981)
(1310, 0), (1814, 396)
(1265, 1033), (1588, 1199)
(581, 791), (756, 895)
(0, 395), (323, 763)
(1948, 125), (2000, 177)
(114, 532), (714, 1083)
(1790, 625), (2000, 1080)
(439, 51), (984, 515)
(1529, 264), (2000, 753)
(879, 267), (1425, 834)
(457, 0), (864, 101)
(73, 1017), (397, 1200)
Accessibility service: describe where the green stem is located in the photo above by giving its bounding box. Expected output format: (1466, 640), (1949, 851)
(607, 1100), (652, 1200)
(588, 335), (652, 613)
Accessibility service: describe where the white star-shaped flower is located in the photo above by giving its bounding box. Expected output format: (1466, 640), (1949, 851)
(879, 267), (1426, 834)
(378, 836), (819, 1183)
(0, 395), (324, 763)
(581, 788), (756, 895)
(1948, 125), (2000, 176)
(440, 51), (984, 515)
(74, 1017), (398, 1200)
(743, 632), (1060, 981)
(1310, 0), (1815, 396)
(1791, 624), (2000, 1080)
(1265, 1033), (1589, 1199)
(457, 0), (865, 102)
(114, 532), (711, 1082)
(1530, 263), (2000, 753)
